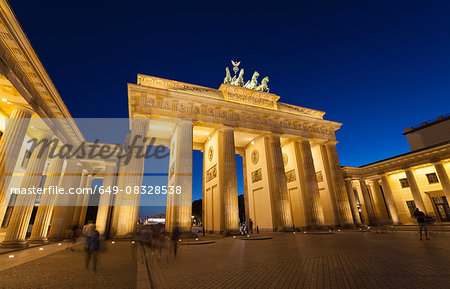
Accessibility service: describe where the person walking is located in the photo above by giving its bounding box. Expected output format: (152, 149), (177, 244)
(413, 208), (430, 240)
(249, 218), (253, 234)
(171, 226), (180, 258)
(85, 225), (100, 272)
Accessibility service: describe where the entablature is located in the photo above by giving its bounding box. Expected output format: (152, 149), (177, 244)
(342, 143), (450, 179)
(128, 82), (340, 142)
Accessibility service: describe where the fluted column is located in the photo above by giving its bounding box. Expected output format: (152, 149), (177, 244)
(1, 132), (51, 247)
(78, 175), (93, 227)
(47, 160), (82, 240)
(371, 180), (389, 223)
(434, 161), (450, 200)
(404, 168), (426, 213)
(295, 140), (324, 228)
(96, 165), (117, 236)
(219, 127), (239, 233)
(71, 171), (88, 227)
(0, 106), (34, 226)
(325, 143), (354, 226)
(242, 151), (250, 225)
(344, 179), (362, 225)
(265, 135), (293, 230)
(358, 179), (377, 225)
(169, 121), (193, 233)
(115, 118), (148, 237)
(320, 144), (340, 225)
(380, 174), (400, 224)
(28, 156), (65, 243)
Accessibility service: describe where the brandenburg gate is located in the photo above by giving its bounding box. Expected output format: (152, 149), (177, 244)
(115, 63), (355, 236)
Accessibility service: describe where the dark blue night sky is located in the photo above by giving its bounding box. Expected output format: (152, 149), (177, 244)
(9, 1), (450, 212)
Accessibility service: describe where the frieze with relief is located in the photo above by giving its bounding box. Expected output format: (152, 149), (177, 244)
(251, 168), (262, 183)
(282, 153), (288, 166)
(286, 169), (296, 183)
(206, 164), (217, 183)
(251, 150), (259, 165)
(208, 146), (214, 161)
(316, 171), (323, 183)
(136, 95), (337, 139)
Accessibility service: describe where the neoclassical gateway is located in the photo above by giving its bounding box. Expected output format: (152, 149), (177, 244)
(0, 1), (449, 247)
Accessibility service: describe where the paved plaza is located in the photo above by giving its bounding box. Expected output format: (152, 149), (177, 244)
(0, 231), (449, 288)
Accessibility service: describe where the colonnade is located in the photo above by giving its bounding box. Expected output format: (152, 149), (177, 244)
(0, 110), (362, 247)
(0, 105), (120, 247)
(344, 159), (450, 225)
(199, 125), (356, 234)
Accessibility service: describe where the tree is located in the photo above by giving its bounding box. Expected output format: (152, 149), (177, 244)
(192, 199), (202, 222)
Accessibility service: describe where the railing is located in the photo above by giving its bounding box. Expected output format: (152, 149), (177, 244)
(405, 113), (450, 131)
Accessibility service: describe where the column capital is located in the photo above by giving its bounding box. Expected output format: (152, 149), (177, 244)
(324, 140), (339, 146)
(34, 128), (54, 139)
(218, 125), (234, 133)
(176, 119), (194, 127)
(11, 104), (34, 116)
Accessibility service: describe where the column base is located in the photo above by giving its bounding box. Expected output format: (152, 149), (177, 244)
(47, 236), (64, 242)
(113, 233), (134, 240)
(223, 230), (240, 236)
(1, 240), (29, 248)
(27, 237), (49, 244)
(276, 226), (295, 232)
(338, 224), (358, 230)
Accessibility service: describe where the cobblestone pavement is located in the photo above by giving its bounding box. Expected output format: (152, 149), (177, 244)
(0, 240), (137, 289)
(0, 232), (449, 289)
(147, 231), (450, 289)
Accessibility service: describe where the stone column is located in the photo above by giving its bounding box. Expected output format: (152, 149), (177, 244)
(380, 174), (400, 224)
(28, 156), (65, 243)
(320, 144), (340, 225)
(371, 180), (389, 223)
(358, 179), (377, 225)
(434, 161), (450, 200)
(71, 171), (88, 227)
(201, 147), (206, 232)
(96, 165), (117, 236)
(219, 127), (239, 233)
(78, 175), (93, 227)
(0, 106), (34, 226)
(325, 143), (354, 226)
(47, 160), (82, 240)
(242, 151), (250, 226)
(294, 140), (324, 228)
(344, 179), (362, 225)
(404, 168), (426, 213)
(265, 135), (293, 230)
(115, 118), (148, 237)
(1, 132), (51, 247)
(169, 121), (193, 233)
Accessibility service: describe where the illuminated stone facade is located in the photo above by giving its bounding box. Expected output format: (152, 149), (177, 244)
(342, 118), (450, 225)
(126, 75), (355, 233)
(0, 1), (361, 247)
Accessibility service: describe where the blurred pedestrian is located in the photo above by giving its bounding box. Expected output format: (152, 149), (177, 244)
(171, 226), (180, 258)
(249, 218), (253, 234)
(413, 208), (430, 240)
(85, 224), (100, 272)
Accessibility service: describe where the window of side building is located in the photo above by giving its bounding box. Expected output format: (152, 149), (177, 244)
(399, 178), (409, 188)
(406, 200), (416, 217)
(426, 173), (439, 184)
